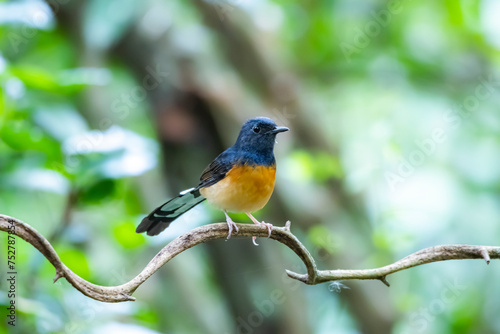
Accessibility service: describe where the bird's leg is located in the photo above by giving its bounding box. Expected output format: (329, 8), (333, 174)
(246, 213), (273, 237)
(246, 212), (273, 245)
(224, 211), (239, 239)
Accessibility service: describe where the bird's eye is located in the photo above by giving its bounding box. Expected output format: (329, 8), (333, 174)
(252, 126), (261, 133)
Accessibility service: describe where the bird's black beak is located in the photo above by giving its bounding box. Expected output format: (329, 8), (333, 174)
(269, 126), (289, 134)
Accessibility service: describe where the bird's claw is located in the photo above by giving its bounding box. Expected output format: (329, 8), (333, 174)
(226, 220), (239, 239)
(251, 221), (273, 246)
(260, 221), (273, 238)
(253, 221), (273, 237)
(252, 236), (259, 246)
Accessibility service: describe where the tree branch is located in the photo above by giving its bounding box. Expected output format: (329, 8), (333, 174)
(286, 244), (499, 287)
(1, 214), (498, 302)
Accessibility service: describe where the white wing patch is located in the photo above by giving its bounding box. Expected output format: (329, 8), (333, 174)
(179, 187), (196, 195)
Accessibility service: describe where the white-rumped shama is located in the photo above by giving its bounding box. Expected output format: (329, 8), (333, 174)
(136, 117), (288, 244)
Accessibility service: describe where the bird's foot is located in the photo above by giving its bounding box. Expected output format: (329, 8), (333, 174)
(246, 212), (273, 246)
(259, 221), (273, 238)
(226, 219), (239, 239)
(224, 212), (239, 239)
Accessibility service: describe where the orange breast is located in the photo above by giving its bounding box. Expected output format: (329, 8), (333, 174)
(200, 164), (276, 213)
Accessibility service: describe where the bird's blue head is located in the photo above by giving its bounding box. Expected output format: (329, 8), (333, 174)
(233, 117), (288, 157)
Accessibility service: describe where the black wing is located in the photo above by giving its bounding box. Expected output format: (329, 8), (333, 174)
(198, 149), (236, 189)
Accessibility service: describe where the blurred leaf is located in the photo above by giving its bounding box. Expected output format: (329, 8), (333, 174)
(113, 221), (145, 249)
(79, 178), (116, 204)
(0, 1), (54, 28)
(33, 107), (89, 141)
(59, 249), (91, 280)
(3, 167), (69, 194)
(134, 308), (160, 325)
(10, 66), (61, 91)
(308, 225), (339, 255)
(289, 150), (343, 183)
(19, 29), (75, 70)
(372, 230), (391, 251)
(314, 151), (344, 181)
(449, 296), (481, 333)
(0, 114), (62, 161)
(9, 66), (93, 94)
(63, 126), (159, 180)
(445, 0), (464, 26)
(124, 187), (143, 216)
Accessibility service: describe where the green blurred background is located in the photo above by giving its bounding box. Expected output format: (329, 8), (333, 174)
(1, 0), (500, 333)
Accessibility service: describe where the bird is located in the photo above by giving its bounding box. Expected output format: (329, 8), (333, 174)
(136, 116), (288, 245)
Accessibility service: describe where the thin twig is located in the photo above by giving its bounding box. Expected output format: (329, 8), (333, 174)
(286, 245), (500, 284)
(1, 214), (498, 303)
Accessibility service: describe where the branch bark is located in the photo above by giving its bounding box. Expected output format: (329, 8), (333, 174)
(1, 214), (498, 302)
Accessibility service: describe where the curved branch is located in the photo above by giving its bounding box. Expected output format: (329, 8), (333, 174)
(0, 215), (316, 302)
(1, 214), (498, 302)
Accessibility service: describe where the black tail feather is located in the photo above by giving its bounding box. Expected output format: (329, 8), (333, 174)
(137, 188), (205, 236)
